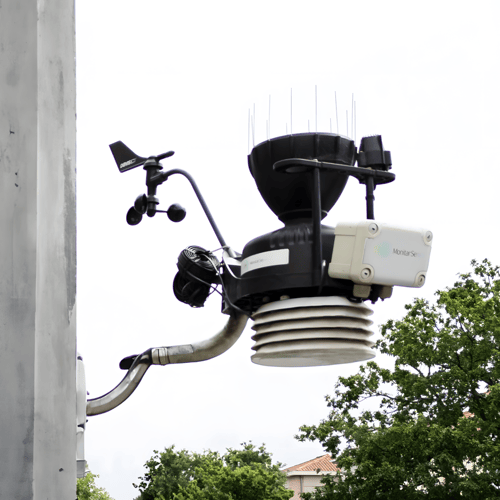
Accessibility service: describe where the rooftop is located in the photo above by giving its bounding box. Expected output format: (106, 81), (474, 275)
(283, 454), (340, 473)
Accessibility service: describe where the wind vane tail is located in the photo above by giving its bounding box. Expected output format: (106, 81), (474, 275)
(109, 141), (147, 172)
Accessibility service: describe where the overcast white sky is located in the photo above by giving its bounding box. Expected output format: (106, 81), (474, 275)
(76, 1), (500, 498)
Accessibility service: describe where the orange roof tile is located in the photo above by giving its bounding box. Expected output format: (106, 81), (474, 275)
(283, 454), (340, 472)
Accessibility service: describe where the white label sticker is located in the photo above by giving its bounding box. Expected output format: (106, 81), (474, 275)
(241, 249), (289, 275)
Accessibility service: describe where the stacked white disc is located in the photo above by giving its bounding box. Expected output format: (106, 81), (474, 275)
(251, 296), (375, 367)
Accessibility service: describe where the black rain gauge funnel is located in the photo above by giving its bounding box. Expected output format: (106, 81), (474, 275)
(248, 133), (354, 222)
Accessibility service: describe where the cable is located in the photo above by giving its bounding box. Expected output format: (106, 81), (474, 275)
(205, 253), (249, 316)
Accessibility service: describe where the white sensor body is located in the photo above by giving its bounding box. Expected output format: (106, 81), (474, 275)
(328, 221), (433, 288)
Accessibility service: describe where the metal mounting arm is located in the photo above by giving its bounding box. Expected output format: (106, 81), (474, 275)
(86, 311), (248, 416)
(161, 168), (228, 249)
(273, 157), (395, 221)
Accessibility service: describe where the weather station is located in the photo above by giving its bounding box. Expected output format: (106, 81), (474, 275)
(80, 124), (433, 438)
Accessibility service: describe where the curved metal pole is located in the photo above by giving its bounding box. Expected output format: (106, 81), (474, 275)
(163, 168), (227, 249)
(86, 351), (152, 417)
(86, 312), (248, 416)
(151, 311), (248, 365)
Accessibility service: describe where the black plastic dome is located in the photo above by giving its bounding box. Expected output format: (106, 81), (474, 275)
(248, 133), (356, 223)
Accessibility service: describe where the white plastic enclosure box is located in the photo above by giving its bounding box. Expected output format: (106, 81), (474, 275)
(328, 221), (433, 288)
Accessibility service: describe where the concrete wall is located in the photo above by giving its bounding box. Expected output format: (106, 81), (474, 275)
(0, 0), (77, 498)
(302, 474), (325, 493)
(286, 476), (302, 499)
(286, 473), (333, 498)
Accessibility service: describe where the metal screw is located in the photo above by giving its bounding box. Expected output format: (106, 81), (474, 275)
(368, 223), (379, 234)
(280, 295), (290, 301)
(425, 231), (433, 242)
(417, 274), (426, 286)
(361, 268), (371, 279)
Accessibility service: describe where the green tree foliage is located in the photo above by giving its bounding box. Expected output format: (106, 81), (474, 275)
(134, 442), (293, 500)
(77, 468), (114, 500)
(297, 259), (500, 499)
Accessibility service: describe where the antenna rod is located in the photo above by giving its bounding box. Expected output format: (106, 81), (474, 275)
(351, 93), (354, 138)
(269, 94), (271, 139)
(248, 109), (251, 153)
(252, 103), (255, 147)
(315, 85), (318, 132)
(335, 91), (339, 134)
(354, 101), (357, 142)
